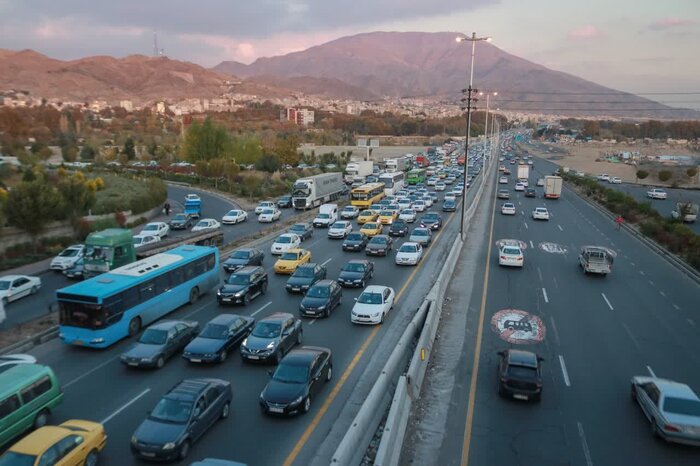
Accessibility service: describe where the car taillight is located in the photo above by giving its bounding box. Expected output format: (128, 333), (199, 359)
(500, 256), (506, 260)
(663, 424), (680, 432)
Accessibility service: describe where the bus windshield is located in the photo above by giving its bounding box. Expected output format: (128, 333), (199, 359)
(59, 301), (108, 329)
(85, 245), (113, 261)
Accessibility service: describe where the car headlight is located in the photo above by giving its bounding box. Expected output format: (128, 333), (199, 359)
(140, 357), (152, 362)
(162, 442), (176, 450)
(131, 436), (138, 445)
(235, 290), (245, 297)
(373, 312), (381, 317)
(267, 341), (276, 349)
(318, 304), (327, 310)
(290, 395), (303, 406)
(217, 290), (221, 296)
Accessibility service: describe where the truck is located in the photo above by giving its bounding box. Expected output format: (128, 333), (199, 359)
(385, 157), (409, 173)
(517, 164), (530, 181)
(415, 155), (429, 168)
(671, 202), (699, 223)
(544, 176), (562, 199)
(313, 203), (338, 228)
(184, 193), (202, 218)
(344, 161), (373, 183)
(292, 172), (344, 210)
(579, 246), (615, 276)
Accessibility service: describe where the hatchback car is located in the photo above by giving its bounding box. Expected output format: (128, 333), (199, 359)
(221, 209), (248, 225)
(409, 227), (432, 246)
(420, 213), (443, 230)
(532, 207), (550, 220)
(121, 320), (199, 369)
(192, 218), (221, 232)
(288, 222), (314, 241)
(50, 244), (85, 271)
(501, 203), (516, 215)
(286, 263), (326, 293)
(222, 248), (264, 273)
(183, 314), (255, 363)
(271, 233), (301, 255)
(351, 285), (395, 325)
(497, 189), (510, 199)
(299, 280), (343, 318)
(338, 260), (374, 288)
(274, 249), (312, 274)
(328, 221), (353, 239)
(497, 349), (543, 401)
(240, 313), (303, 363)
(525, 188), (536, 198)
(395, 242), (423, 266)
(258, 208), (281, 223)
(141, 221), (170, 239)
(389, 220), (409, 237)
(63, 258), (85, 280)
(277, 195), (293, 208)
(217, 266), (268, 305)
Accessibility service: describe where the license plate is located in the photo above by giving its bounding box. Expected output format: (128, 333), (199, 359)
(75, 340), (84, 346)
(269, 407), (284, 413)
(247, 355), (259, 360)
(222, 298), (231, 302)
(190, 358), (201, 363)
(128, 362), (139, 366)
(141, 452), (156, 458)
(292, 287), (300, 291)
(513, 394), (528, 400)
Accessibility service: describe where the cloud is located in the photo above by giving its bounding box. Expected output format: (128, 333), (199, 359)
(649, 18), (697, 31)
(567, 25), (605, 40)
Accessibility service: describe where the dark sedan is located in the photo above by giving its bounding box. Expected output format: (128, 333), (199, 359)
(288, 222), (314, 241)
(299, 280), (342, 318)
(240, 312), (303, 364)
(277, 195), (293, 208)
(342, 232), (369, 252)
(365, 235), (393, 256)
(338, 260), (374, 288)
(131, 378), (232, 461)
(525, 188), (536, 197)
(497, 349), (543, 401)
(183, 314), (255, 363)
(260, 346), (332, 416)
(286, 263), (326, 293)
(169, 213), (194, 230)
(420, 213), (443, 230)
(121, 320), (199, 369)
(217, 266), (267, 305)
(442, 199), (457, 212)
(389, 220), (409, 237)
(222, 248), (264, 273)
(63, 257), (84, 280)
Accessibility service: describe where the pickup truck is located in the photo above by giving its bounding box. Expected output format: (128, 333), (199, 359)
(579, 246), (615, 276)
(646, 188), (667, 200)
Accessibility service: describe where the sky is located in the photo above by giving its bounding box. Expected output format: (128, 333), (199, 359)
(1, 0), (699, 106)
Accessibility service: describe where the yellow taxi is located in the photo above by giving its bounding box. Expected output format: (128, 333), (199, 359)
(274, 248), (311, 274)
(378, 210), (398, 225)
(357, 210), (378, 225)
(360, 222), (383, 237)
(0, 419), (107, 466)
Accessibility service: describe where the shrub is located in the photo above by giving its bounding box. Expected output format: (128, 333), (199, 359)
(114, 211), (127, 227)
(636, 170), (649, 180)
(658, 170), (672, 182)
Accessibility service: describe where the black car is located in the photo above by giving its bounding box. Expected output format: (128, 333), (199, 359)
(288, 222), (314, 241)
(420, 213), (443, 230)
(277, 195), (293, 208)
(286, 263), (326, 293)
(442, 199), (457, 212)
(299, 280), (342, 318)
(169, 213), (194, 230)
(389, 220), (409, 237)
(183, 314), (255, 363)
(338, 260), (374, 288)
(525, 188), (536, 198)
(121, 320), (199, 369)
(131, 378), (232, 461)
(365, 235), (393, 256)
(260, 346), (332, 416)
(497, 349), (544, 402)
(342, 232), (369, 252)
(222, 248), (264, 273)
(217, 266), (267, 305)
(63, 257), (84, 280)
(240, 312), (303, 364)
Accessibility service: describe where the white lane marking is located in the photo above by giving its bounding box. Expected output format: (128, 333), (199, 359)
(647, 366), (656, 378)
(577, 422), (594, 466)
(559, 355), (571, 387)
(321, 257), (333, 267)
(64, 356), (120, 389)
(688, 319), (696, 328)
(647, 280), (654, 286)
(659, 290), (666, 297)
(308, 319), (316, 326)
(673, 304), (680, 310)
(549, 316), (561, 346)
(251, 301), (273, 317)
(524, 222), (529, 229)
(101, 388), (151, 424)
(601, 293), (614, 310)
(621, 323), (642, 353)
(639, 270), (645, 276)
(520, 211), (524, 216)
(529, 240), (534, 249)
(629, 261), (635, 266)
(537, 267), (543, 282)
(183, 302), (210, 319)
(542, 288), (549, 304)
(557, 224), (563, 232)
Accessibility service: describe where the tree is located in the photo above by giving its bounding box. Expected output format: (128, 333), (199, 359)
(181, 118), (233, 162)
(122, 137), (136, 160)
(30, 142), (53, 160)
(582, 120), (601, 138)
(636, 170), (648, 183)
(62, 144), (78, 162)
(255, 154), (281, 173)
(658, 170), (672, 182)
(80, 145), (96, 160)
(57, 174), (95, 220)
(4, 180), (62, 250)
(687, 167), (698, 181)
(272, 134), (301, 166)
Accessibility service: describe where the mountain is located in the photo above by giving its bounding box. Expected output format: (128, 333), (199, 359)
(214, 31), (698, 119)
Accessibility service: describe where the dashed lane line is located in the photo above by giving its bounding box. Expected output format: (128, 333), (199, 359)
(101, 388), (151, 425)
(601, 293), (614, 311)
(559, 355), (571, 387)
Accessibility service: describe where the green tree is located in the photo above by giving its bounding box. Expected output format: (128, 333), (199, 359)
(122, 137), (136, 160)
(4, 180), (62, 250)
(57, 174), (95, 220)
(231, 135), (263, 165)
(181, 118), (233, 162)
(255, 154), (281, 173)
(79, 145), (96, 160)
(687, 167), (698, 181)
(636, 170), (649, 180)
(272, 134), (301, 166)
(30, 142), (53, 160)
(658, 170), (672, 182)
(62, 144), (78, 162)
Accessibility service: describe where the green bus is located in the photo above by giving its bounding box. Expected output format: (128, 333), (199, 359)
(406, 168), (427, 185)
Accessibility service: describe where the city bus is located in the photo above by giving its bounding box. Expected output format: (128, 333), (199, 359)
(57, 245), (219, 348)
(406, 168), (427, 185)
(350, 182), (386, 209)
(378, 171), (405, 196)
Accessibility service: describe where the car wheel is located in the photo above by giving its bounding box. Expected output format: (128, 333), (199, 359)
(128, 317), (141, 337)
(179, 440), (191, 460)
(188, 287), (200, 304)
(303, 396), (311, 413)
(33, 409), (49, 429)
(155, 356), (165, 369)
(220, 350), (227, 362)
(297, 330), (303, 345)
(380, 312), (385, 324)
(243, 293), (250, 305)
(326, 365), (333, 381)
(220, 402), (230, 419)
(84, 449), (99, 466)
(31, 286), (38, 294)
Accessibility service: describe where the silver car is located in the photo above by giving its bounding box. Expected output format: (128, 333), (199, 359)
(631, 376), (700, 446)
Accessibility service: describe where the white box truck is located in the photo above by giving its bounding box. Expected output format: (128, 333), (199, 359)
(344, 161), (373, 183)
(544, 176), (562, 199)
(517, 164), (530, 181)
(385, 157), (409, 173)
(292, 173), (344, 209)
(313, 203), (338, 228)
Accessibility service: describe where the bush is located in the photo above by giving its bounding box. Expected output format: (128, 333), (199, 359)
(658, 170), (672, 182)
(636, 170), (649, 180)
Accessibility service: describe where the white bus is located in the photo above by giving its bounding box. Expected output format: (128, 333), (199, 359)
(378, 171), (405, 196)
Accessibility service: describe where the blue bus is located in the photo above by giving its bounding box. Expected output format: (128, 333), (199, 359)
(57, 245), (219, 348)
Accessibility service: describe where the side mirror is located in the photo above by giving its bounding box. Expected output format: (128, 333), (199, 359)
(353, 297), (358, 301)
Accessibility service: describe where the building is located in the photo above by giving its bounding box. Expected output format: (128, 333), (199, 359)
(156, 101), (167, 114)
(281, 107), (315, 126)
(119, 100), (133, 112)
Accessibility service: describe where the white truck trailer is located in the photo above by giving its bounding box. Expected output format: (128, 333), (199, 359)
(544, 176), (562, 199)
(292, 172), (344, 209)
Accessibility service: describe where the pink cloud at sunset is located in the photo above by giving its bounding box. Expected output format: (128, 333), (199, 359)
(567, 25), (605, 40)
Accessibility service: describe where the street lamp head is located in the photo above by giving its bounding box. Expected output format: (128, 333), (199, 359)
(456, 37), (465, 43)
(485, 37), (493, 42)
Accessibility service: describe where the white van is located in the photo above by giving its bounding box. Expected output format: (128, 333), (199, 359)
(313, 203), (338, 228)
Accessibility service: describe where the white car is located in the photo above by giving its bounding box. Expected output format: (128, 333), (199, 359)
(501, 203), (516, 215)
(328, 221), (353, 239)
(520, 180), (529, 187)
(258, 208), (281, 223)
(498, 243), (524, 267)
(435, 182), (446, 191)
(50, 244), (85, 271)
(192, 218), (221, 231)
(597, 174), (610, 182)
(453, 186), (464, 196)
(647, 188), (667, 200)
(341, 206), (360, 219)
(422, 196), (433, 207)
(0, 275), (42, 305)
(514, 183), (525, 191)
(133, 234), (160, 249)
(399, 209), (417, 223)
(222, 209), (248, 224)
(413, 200), (427, 212)
(185, 193), (201, 202)
(426, 178), (437, 186)
(395, 242), (423, 266)
(255, 201), (276, 215)
(351, 285), (396, 325)
(443, 193), (456, 202)
(536, 178), (545, 187)
(140, 222), (169, 240)
(527, 160), (533, 165)
(271, 233), (301, 255)
(532, 207), (550, 220)
(499, 176), (508, 184)
(397, 199), (412, 210)
(609, 176), (622, 184)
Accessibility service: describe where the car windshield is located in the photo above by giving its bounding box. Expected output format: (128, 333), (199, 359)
(380, 211), (393, 216)
(133, 237), (144, 245)
(261, 209), (274, 215)
(413, 230), (428, 237)
(138, 328), (167, 345)
(343, 263), (365, 273)
(281, 252), (300, 260)
(227, 210), (240, 216)
(343, 207), (355, 212)
(360, 211), (373, 217)
(200, 323), (229, 339)
(273, 363), (309, 384)
(346, 233), (363, 241)
(401, 210), (413, 215)
(363, 224), (378, 230)
(317, 214), (330, 219)
(227, 274), (249, 285)
(424, 214), (437, 220)
(0, 452), (36, 466)
(252, 322), (281, 338)
(358, 292), (383, 305)
(503, 247), (522, 255)
(231, 251), (250, 260)
(306, 286), (330, 298)
(143, 224), (158, 231)
(293, 268), (314, 278)
(399, 244), (417, 253)
(150, 397), (193, 424)
(173, 214), (187, 221)
(370, 237), (387, 244)
(331, 222), (345, 229)
(59, 248), (80, 257)
(195, 221), (208, 227)
(663, 397), (700, 416)
(507, 366), (538, 379)
(277, 236), (292, 244)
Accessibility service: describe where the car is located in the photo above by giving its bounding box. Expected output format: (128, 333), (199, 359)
(520, 179), (529, 188)
(340, 205), (360, 219)
(240, 312), (303, 363)
(368, 204), (384, 215)
(395, 242), (423, 266)
(499, 242), (524, 267)
(0, 354), (37, 374)
(501, 203), (517, 215)
(514, 182), (525, 191)
(131, 378), (232, 461)
(288, 222), (314, 241)
(399, 209), (417, 223)
(378, 210), (398, 225)
(221, 209), (248, 224)
(499, 176), (508, 184)
(357, 210), (378, 225)
(121, 320), (199, 369)
(1, 419), (107, 466)
(299, 280), (343, 318)
(630, 376), (700, 445)
(342, 232), (369, 252)
(497, 349), (543, 401)
(222, 248), (264, 273)
(217, 266), (268, 305)
(50, 244), (85, 271)
(365, 235), (393, 256)
(192, 218), (221, 232)
(435, 182), (446, 191)
(141, 221), (170, 239)
(426, 177), (437, 186)
(497, 189), (510, 199)
(452, 185), (464, 196)
(609, 176), (622, 184)
(183, 314), (255, 363)
(259, 346), (332, 416)
(525, 187), (536, 197)
(503, 168), (511, 175)
(420, 213), (443, 230)
(412, 200), (427, 212)
(646, 188), (668, 200)
(443, 192), (456, 203)
(258, 208), (282, 223)
(185, 193), (201, 202)
(338, 260), (374, 288)
(286, 263), (327, 293)
(409, 227), (432, 246)
(397, 198), (412, 210)
(597, 174), (610, 182)
(442, 199), (457, 212)
(255, 201), (276, 214)
(351, 285), (395, 325)
(389, 220), (409, 237)
(0, 275), (41, 305)
(133, 234), (161, 249)
(532, 207), (550, 220)
(360, 222), (383, 237)
(169, 213), (194, 230)
(271, 233), (302, 255)
(328, 221), (353, 239)
(274, 248), (312, 274)
(536, 178), (545, 187)
(63, 257), (85, 280)
(277, 195), (293, 208)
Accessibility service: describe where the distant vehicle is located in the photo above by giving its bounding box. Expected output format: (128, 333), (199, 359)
(342, 232), (369, 252)
(340, 205), (360, 219)
(63, 257), (85, 280)
(497, 189), (510, 199)
(345, 161), (373, 183)
(501, 203), (516, 215)
(50, 244), (85, 272)
(258, 208), (281, 223)
(222, 248), (264, 273)
(328, 221), (353, 239)
(442, 199), (457, 212)
(597, 174), (610, 182)
(497, 349), (543, 402)
(609, 176), (622, 184)
(170, 213), (194, 230)
(579, 246), (614, 275)
(420, 213), (442, 230)
(0, 275), (41, 305)
(184, 314), (255, 363)
(338, 260), (374, 288)
(399, 209), (417, 223)
(222, 209), (248, 224)
(274, 249), (312, 274)
(525, 188), (536, 198)
(360, 222), (383, 238)
(499, 242), (524, 267)
(293, 173), (344, 209)
(184, 194), (202, 218)
(299, 280), (342, 318)
(409, 227), (432, 246)
(365, 235), (393, 256)
(395, 242), (423, 266)
(288, 222), (314, 240)
(255, 201), (276, 215)
(133, 234), (160, 249)
(286, 263), (327, 294)
(389, 220), (409, 237)
(313, 204), (339, 228)
(671, 202), (699, 223)
(140, 222), (170, 240)
(217, 266), (268, 305)
(240, 312), (303, 363)
(532, 207), (550, 221)
(536, 178), (545, 187)
(271, 233), (302, 255)
(277, 195), (293, 208)
(192, 218), (221, 232)
(357, 210), (378, 225)
(544, 176), (562, 199)
(351, 285), (395, 325)
(647, 188), (668, 200)
(120, 320), (199, 369)
(514, 183), (525, 191)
